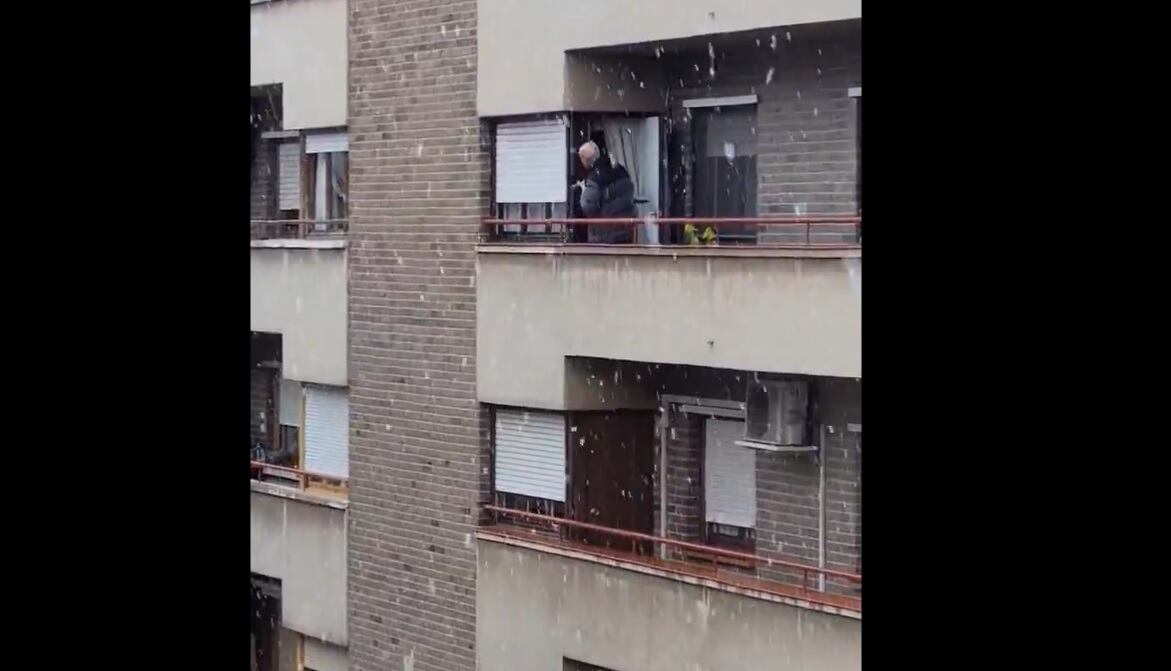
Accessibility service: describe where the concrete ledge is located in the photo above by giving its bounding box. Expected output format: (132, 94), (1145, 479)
(477, 529), (861, 620)
(250, 479), (348, 510)
(476, 243), (860, 259)
(251, 238), (347, 250)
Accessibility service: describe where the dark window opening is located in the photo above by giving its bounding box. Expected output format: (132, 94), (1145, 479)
(250, 575), (282, 671)
(691, 105), (758, 244)
(564, 658), (620, 671)
(250, 85), (283, 220)
(250, 332), (299, 473)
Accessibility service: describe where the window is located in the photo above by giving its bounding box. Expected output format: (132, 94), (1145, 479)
(703, 419), (756, 547)
(492, 119), (569, 237)
(305, 132), (348, 221)
(493, 407), (567, 503)
(692, 104), (758, 243)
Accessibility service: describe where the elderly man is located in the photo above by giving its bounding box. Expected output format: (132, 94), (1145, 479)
(577, 141), (635, 242)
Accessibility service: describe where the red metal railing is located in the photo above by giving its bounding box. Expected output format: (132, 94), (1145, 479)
(250, 219), (348, 241)
(480, 215), (861, 247)
(483, 505), (860, 609)
(250, 460), (348, 490)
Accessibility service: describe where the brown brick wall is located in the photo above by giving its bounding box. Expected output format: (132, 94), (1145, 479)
(347, 1), (489, 670)
(662, 411), (703, 541)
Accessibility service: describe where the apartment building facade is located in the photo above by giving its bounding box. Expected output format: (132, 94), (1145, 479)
(348, 1), (861, 670)
(250, 1), (350, 671)
(253, 1), (861, 670)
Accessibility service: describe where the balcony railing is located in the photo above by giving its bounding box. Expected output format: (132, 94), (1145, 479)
(251, 219), (348, 241)
(480, 215), (861, 248)
(250, 460), (348, 491)
(482, 504), (861, 613)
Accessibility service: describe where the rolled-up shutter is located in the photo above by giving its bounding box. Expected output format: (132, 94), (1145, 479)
(304, 385), (348, 479)
(278, 141), (300, 211)
(494, 408), (565, 501)
(306, 132), (348, 154)
(704, 419), (756, 528)
(494, 120), (567, 204)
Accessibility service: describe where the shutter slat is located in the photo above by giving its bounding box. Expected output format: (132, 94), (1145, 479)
(494, 409), (565, 501)
(704, 419), (756, 528)
(495, 120), (567, 204)
(304, 385), (348, 479)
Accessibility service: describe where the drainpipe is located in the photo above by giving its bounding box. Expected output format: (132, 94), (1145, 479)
(818, 424), (827, 592)
(658, 407), (669, 560)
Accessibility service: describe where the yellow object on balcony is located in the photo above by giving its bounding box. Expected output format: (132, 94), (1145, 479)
(684, 222), (717, 245)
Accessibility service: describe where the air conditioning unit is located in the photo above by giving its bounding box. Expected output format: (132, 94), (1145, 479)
(739, 378), (815, 452)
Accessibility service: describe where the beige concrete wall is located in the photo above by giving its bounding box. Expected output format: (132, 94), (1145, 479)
(251, 488), (348, 646)
(251, 243), (348, 386)
(477, 539), (860, 671)
(476, 251), (861, 409)
(251, 0), (347, 130)
(478, 0), (862, 116)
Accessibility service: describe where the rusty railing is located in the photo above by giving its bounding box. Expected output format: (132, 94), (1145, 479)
(480, 215), (861, 247)
(483, 504), (860, 610)
(250, 460), (348, 490)
(250, 219), (348, 241)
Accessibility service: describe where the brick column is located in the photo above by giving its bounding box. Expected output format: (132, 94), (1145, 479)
(347, 2), (489, 670)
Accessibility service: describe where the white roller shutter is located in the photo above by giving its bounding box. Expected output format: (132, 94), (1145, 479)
(278, 141), (300, 211)
(494, 120), (567, 203)
(306, 132), (348, 154)
(494, 408), (565, 501)
(304, 385), (348, 479)
(704, 419), (756, 528)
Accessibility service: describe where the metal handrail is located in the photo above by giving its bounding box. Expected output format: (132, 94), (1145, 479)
(250, 460), (348, 489)
(483, 505), (861, 587)
(480, 215), (861, 246)
(250, 219), (348, 241)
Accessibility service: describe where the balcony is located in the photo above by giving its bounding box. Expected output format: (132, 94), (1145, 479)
(251, 477), (348, 647)
(250, 220), (348, 387)
(475, 216), (861, 410)
(251, 218), (347, 241)
(477, 506), (860, 671)
(477, 1), (862, 116)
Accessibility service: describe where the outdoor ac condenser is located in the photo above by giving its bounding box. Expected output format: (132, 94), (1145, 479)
(741, 377), (812, 450)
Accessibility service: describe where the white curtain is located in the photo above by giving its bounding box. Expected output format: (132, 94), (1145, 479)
(603, 119), (644, 198)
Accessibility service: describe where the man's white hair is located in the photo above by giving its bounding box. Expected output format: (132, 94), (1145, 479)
(578, 141), (599, 168)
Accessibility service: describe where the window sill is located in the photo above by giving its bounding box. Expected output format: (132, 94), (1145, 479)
(250, 479), (348, 510)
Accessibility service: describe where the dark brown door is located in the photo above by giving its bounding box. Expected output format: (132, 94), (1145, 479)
(569, 410), (655, 554)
